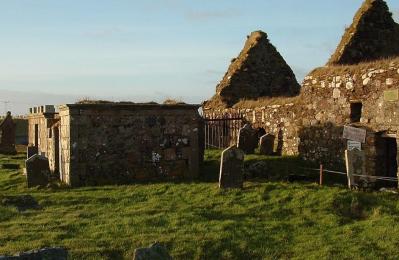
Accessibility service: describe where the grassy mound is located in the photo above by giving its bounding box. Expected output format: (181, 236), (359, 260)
(1, 151), (399, 259)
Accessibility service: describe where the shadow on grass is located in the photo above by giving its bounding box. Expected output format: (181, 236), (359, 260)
(332, 191), (399, 224)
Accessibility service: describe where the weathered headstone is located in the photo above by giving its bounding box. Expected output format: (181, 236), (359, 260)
(0, 111), (17, 155)
(26, 154), (50, 188)
(219, 146), (245, 189)
(259, 134), (275, 155)
(26, 145), (38, 159)
(0, 247), (68, 260)
(133, 242), (172, 260)
(345, 149), (366, 189)
(237, 124), (258, 154)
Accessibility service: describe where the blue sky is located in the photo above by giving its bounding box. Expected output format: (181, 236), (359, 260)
(0, 0), (398, 114)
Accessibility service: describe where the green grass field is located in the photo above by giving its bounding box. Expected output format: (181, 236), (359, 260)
(1, 149), (399, 259)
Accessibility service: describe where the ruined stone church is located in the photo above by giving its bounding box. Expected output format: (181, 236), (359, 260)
(204, 0), (399, 182)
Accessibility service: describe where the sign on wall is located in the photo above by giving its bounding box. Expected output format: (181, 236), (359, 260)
(384, 89), (399, 102)
(347, 140), (362, 151)
(343, 126), (367, 143)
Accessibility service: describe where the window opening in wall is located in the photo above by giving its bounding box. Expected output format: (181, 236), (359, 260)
(350, 102), (362, 123)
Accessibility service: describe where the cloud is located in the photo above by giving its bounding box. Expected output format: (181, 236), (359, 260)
(184, 8), (241, 22)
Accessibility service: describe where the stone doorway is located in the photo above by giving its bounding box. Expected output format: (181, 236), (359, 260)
(385, 138), (398, 179)
(375, 134), (398, 187)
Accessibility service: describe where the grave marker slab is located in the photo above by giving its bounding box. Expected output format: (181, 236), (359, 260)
(0, 111), (17, 155)
(27, 145), (38, 159)
(26, 154), (50, 188)
(345, 149), (366, 188)
(219, 146), (245, 189)
(259, 134), (275, 155)
(237, 124), (258, 154)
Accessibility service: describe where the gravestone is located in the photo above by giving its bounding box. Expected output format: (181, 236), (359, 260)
(133, 242), (172, 260)
(259, 134), (275, 155)
(345, 149), (366, 189)
(0, 111), (17, 155)
(26, 154), (50, 188)
(0, 247), (68, 260)
(219, 146), (245, 189)
(237, 124), (258, 154)
(26, 145), (38, 159)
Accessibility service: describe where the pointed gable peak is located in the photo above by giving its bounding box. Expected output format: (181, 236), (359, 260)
(328, 0), (399, 65)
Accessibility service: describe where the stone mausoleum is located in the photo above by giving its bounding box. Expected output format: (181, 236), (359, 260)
(204, 0), (399, 185)
(27, 103), (203, 187)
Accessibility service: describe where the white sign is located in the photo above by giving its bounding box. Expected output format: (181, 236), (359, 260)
(347, 140), (362, 151)
(343, 126), (367, 143)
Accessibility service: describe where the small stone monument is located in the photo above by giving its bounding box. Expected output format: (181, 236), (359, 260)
(0, 247), (68, 260)
(27, 145), (38, 159)
(259, 134), (275, 155)
(133, 242), (172, 260)
(345, 149), (366, 189)
(26, 154), (50, 188)
(0, 111), (17, 155)
(219, 146), (245, 189)
(237, 124), (258, 154)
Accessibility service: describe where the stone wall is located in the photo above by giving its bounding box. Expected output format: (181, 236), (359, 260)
(206, 31), (300, 108)
(58, 104), (203, 187)
(27, 109), (58, 170)
(204, 58), (399, 173)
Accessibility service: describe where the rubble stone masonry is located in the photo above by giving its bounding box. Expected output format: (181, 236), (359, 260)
(58, 104), (203, 187)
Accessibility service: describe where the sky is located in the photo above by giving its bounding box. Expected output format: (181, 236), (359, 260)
(0, 0), (398, 115)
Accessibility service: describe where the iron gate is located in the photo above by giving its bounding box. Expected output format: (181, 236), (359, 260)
(203, 114), (244, 149)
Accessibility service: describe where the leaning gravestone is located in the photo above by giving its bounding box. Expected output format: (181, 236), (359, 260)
(237, 124), (258, 154)
(259, 134), (275, 155)
(345, 149), (366, 189)
(219, 146), (245, 189)
(26, 154), (50, 188)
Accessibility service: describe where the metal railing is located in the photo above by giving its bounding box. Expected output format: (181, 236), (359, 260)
(203, 114), (243, 150)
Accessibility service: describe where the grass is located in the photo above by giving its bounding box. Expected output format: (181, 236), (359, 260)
(1, 149), (399, 259)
